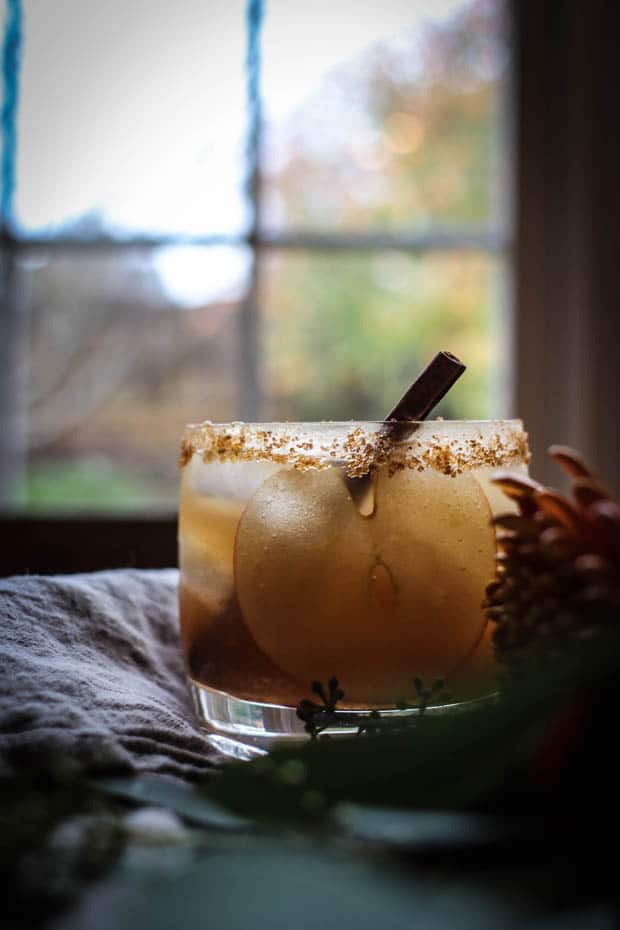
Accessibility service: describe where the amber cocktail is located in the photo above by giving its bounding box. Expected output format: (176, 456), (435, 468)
(178, 420), (529, 753)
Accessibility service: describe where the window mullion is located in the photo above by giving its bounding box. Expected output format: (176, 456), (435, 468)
(239, 0), (265, 421)
(253, 229), (507, 253)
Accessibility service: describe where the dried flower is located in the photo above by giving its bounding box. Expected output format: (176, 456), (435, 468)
(485, 446), (620, 668)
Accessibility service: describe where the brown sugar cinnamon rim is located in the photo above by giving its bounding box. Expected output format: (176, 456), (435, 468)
(180, 420), (529, 475)
(346, 351), (466, 514)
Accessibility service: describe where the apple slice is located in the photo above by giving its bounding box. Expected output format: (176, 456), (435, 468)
(234, 465), (496, 704)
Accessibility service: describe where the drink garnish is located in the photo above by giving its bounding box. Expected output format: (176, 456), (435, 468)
(345, 350), (466, 515)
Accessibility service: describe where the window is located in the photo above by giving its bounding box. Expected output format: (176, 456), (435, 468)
(0, 0), (512, 524)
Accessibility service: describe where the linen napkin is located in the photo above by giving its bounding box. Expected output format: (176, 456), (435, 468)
(0, 569), (214, 779)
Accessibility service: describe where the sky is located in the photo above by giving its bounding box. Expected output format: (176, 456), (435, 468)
(13, 0), (470, 305)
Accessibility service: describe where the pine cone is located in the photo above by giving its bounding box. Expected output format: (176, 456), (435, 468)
(484, 446), (620, 667)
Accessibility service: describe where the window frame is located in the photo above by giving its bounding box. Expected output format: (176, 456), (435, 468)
(0, 0), (515, 575)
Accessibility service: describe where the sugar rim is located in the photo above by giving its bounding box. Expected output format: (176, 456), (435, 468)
(184, 418), (524, 429)
(180, 419), (529, 477)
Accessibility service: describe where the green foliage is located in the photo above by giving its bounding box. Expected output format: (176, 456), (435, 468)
(264, 252), (493, 421)
(4, 635), (620, 929)
(0, 752), (126, 930)
(94, 775), (249, 832)
(207, 632), (620, 824)
(263, 2), (503, 423)
(24, 458), (175, 512)
(55, 838), (529, 930)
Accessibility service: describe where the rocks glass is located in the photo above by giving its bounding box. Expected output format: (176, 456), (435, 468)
(178, 420), (529, 756)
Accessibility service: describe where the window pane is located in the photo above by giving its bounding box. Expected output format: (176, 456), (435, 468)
(261, 0), (508, 232)
(261, 249), (504, 420)
(18, 246), (249, 512)
(15, 0), (249, 237)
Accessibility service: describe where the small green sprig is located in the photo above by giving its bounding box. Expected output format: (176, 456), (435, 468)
(296, 677), (346, 739)
(296, 675), (451, 740)
(397, 677), (451, 717)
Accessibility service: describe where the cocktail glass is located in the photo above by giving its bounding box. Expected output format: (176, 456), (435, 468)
(178, 419), (529, 757)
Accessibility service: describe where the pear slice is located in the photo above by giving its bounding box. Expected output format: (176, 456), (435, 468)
(179, 486), (245, 570)
(234, 464), (496, 704)
(368, 467), (497, 699)
(234, 467), (375, 688)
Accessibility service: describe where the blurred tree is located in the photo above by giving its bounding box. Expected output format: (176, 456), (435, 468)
(262, 0), (504, 420)
(262, 251), (492, 420)
(24, 252), (240, 508)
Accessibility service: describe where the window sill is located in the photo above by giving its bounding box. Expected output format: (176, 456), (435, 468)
(0, 515), (177, 577)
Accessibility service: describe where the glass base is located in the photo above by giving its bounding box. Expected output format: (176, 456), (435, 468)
(189, 680), (497, 760)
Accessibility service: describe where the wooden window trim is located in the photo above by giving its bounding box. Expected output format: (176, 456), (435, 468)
(0, 516), (178, 576)
(513, 1), (620, 493)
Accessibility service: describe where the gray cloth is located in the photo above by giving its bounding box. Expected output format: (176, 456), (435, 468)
(0, 569), (215, 779)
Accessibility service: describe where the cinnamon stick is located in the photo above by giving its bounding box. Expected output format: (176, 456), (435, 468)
(345, 351), (466, 515)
